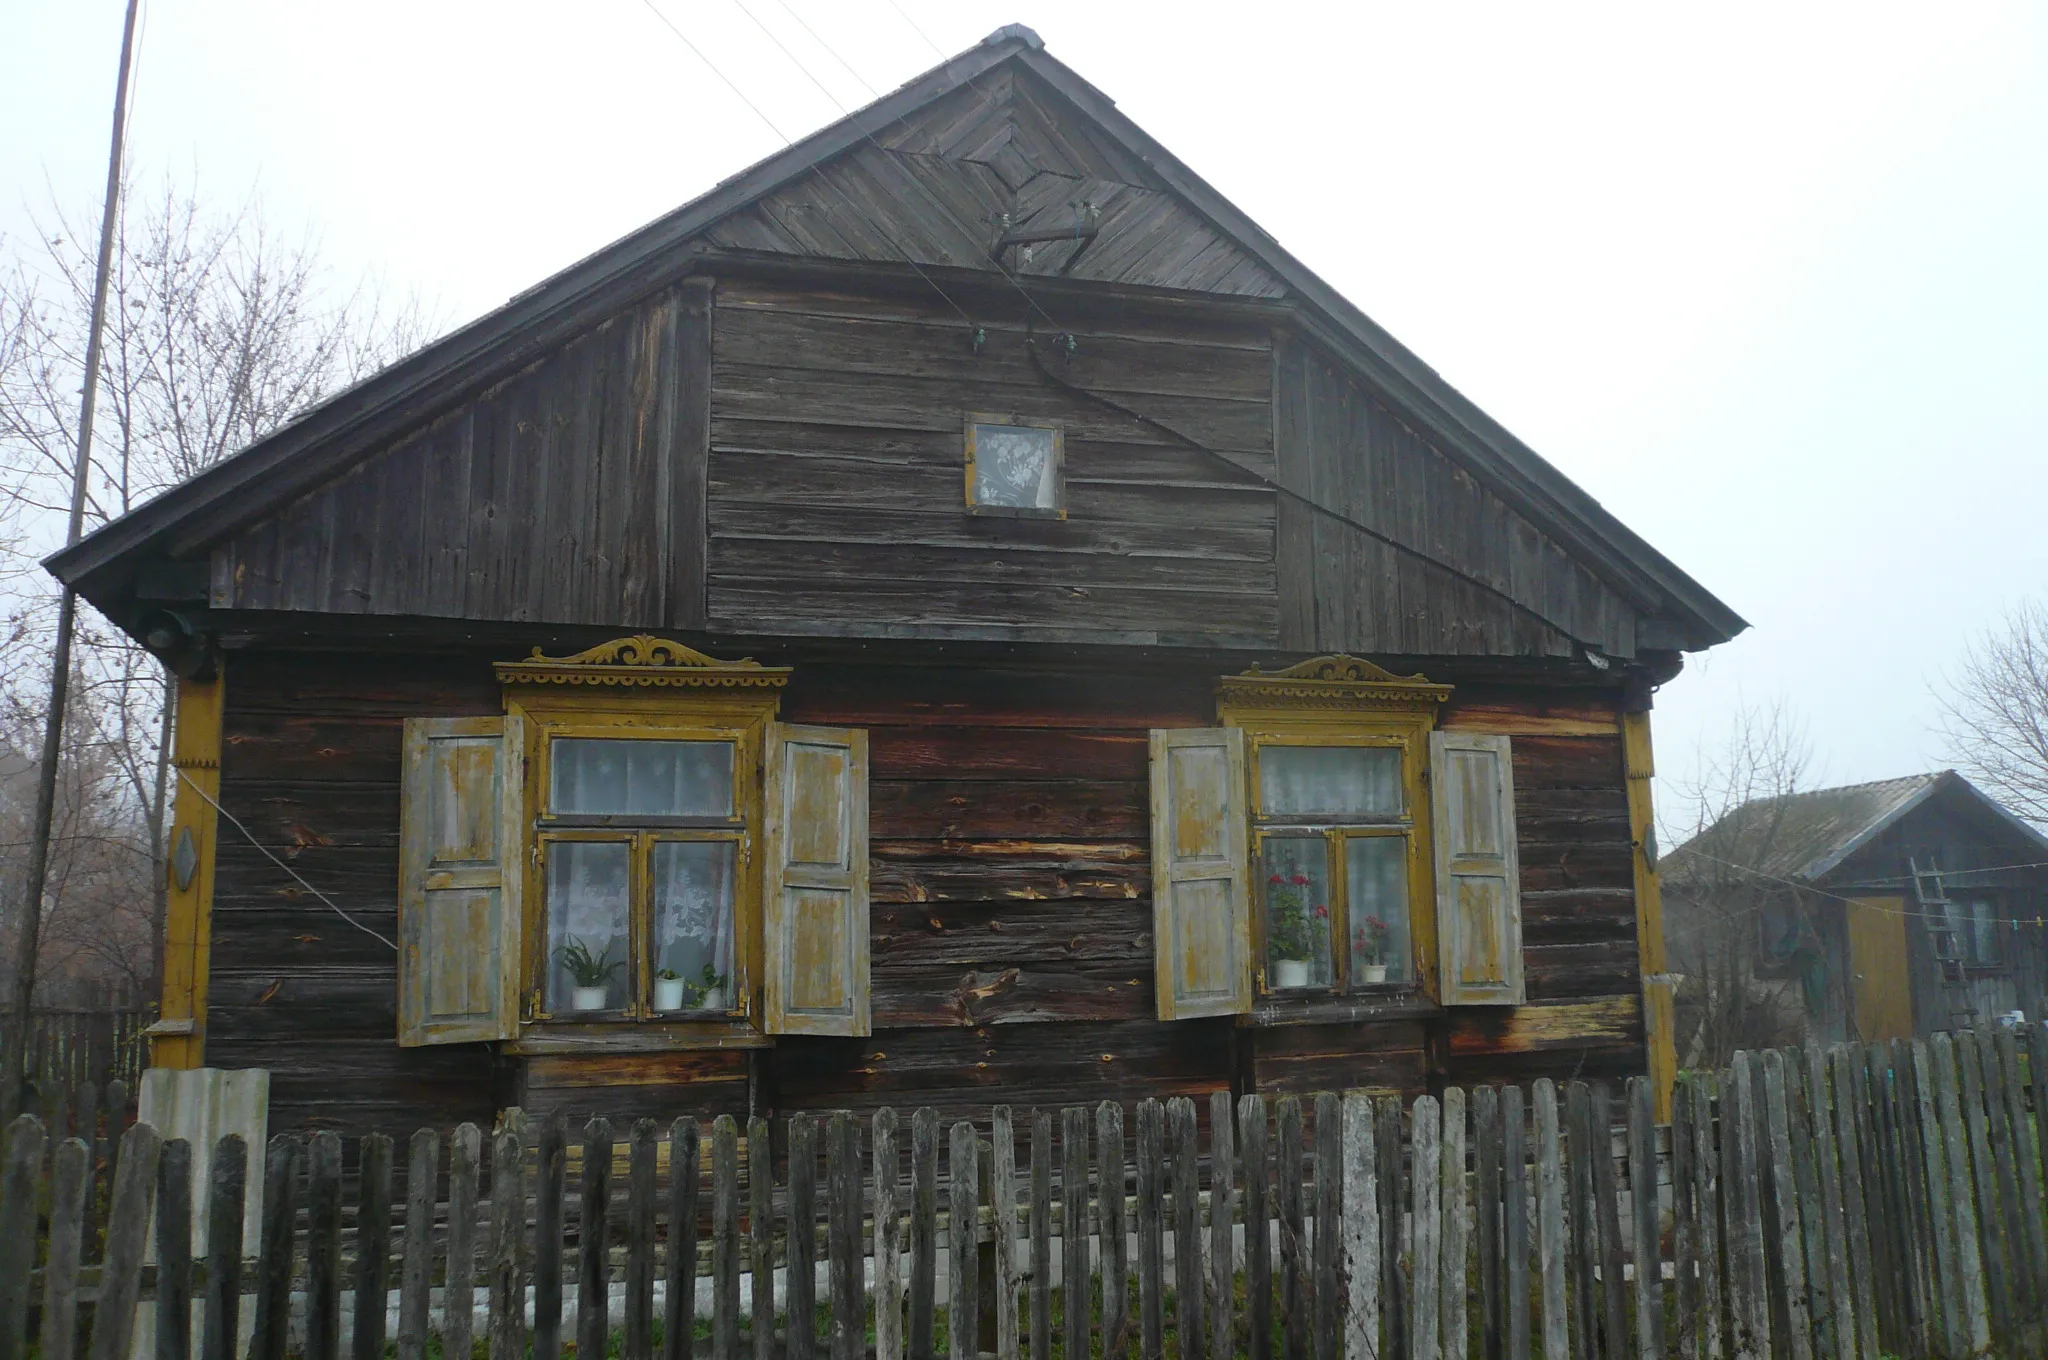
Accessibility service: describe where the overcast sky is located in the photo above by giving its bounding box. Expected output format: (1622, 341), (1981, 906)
(6, 2), (2045, 823)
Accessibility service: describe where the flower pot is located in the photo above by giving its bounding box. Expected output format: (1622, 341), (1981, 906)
(654, 978), (688, 1011)
(699, 985), (727, 1013)
(1359, 964), (1389, 984)
(1273, 959), (1311, 990)
(570, 985), (610, 1012)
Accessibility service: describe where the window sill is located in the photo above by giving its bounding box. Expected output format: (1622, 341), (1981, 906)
(507, 1021), (773, 1055)
(1240, 988), (1441, 1029)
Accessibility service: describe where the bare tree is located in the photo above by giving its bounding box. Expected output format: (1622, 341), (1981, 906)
(0, 174), (432, 1007)
(1939, 598), (2048, 826)
(1663, 700), (1830, 1068)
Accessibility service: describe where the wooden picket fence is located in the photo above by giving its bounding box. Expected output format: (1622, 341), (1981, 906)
(7, 982), (149, 1096)
(4, 1028), (2048, 1360)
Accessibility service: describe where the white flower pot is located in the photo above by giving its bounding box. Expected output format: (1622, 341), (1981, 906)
(1273, 959), (1311, 990)
(699, 986), (727, 1013)
(571, 985), (610, 1012)
(1360, 964), (1389, 984)
(654, 978), (688, 1012)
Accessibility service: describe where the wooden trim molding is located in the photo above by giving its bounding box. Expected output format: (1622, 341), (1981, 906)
(156, 665), (226, 1069)
(1623, 709), (1676, 1121)
(1217, 654), (1452, 714)
(495, 634), (791, 690)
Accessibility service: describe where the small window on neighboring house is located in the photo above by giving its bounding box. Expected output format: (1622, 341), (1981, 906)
(965, 415), (1064, 518)
(1949, 893), (2003, 967)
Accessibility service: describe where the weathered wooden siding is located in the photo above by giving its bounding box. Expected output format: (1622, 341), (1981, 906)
(213, 283), (710, 630)
(1273, 335), (1641, 658)
(706, 68), (1287, 299)
(205, 648), (1646, 1136)
(705, 281), (1279, 642)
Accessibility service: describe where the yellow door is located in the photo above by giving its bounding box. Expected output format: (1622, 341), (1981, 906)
(1846, 896), (1914, 1041)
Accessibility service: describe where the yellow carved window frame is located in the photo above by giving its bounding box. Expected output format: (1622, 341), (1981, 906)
(497, 636), (789, 1042)
(1218, 655), (1449, 1001)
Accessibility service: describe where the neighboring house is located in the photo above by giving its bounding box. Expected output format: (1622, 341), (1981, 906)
(45, 27), (1743, 1135)
(1666, 771), (2048, 1053)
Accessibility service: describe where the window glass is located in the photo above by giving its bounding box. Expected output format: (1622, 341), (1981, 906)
(1953, 895), (2000, 965)
(652, 840), (737, 1010)
(970, 422), (1059, 511)
(1263, 836), (1333, 989)
(1260, 746), (1402, 818)
(551, 738), (734, 817)
(547, 841), (631, 1012)
(1346, 835), (1410, 984)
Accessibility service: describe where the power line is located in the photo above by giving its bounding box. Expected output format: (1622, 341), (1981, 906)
(637, 0), (790, 142)
(884, 0), (947, 59)
(774, 1), (882, 98)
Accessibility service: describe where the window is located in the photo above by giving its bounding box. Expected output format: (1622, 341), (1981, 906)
(540, 737), (742, 1017)
(396, 635), (874, 1048)
(965, 415), (1064, 518)
(1145, 654), (1526, 1018)
(1949, 893), (2003, 967)
(1252, 741), (1415, 991)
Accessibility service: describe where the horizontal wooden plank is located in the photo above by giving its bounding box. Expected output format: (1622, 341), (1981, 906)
(712, 535), (1277, 595)
(872, 778), (1147, 839)
(872, 900), (1151, 968)
(707, 573), (1279, 638)
(871, 960), (1153, 1027)
(862, 726), (1151, 781)
(781, 666), (1215, 730)
(1443, 996), (1642, 1056)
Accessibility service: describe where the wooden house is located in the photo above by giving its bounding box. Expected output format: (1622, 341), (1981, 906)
(47, 26), (1744, 1136)
(1666, 771), (2048, 1051)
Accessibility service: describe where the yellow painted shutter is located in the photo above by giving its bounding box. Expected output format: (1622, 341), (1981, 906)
(397, 715), (525, 1045)
(1430, 731), (1525, 1005)
(1148, 728), (1253, 1020)
(763, 723), (871, 1037)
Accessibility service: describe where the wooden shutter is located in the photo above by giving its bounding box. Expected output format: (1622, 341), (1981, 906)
(763, 723), (871, 1037)
(1430, 731), (1525, 1005)
(398, 715), (525, 1046)
(1149, 728), (1253, 1020)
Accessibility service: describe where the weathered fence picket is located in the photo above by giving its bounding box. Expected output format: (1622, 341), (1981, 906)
(8, 1025), (2048, 1360)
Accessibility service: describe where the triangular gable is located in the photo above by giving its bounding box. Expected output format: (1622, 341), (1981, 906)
(46, 24), (1743, 655)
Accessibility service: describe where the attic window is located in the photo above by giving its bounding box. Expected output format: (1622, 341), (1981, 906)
(965, 415), (1064, 518)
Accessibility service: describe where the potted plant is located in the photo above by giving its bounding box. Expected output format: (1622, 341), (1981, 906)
(1266, 872), (1327, 989)
(1354, 915), (1393, 984)
(697, 963), (728, 1013)
(654, 967), (688, 1012)
(556, 937), (621, 1012)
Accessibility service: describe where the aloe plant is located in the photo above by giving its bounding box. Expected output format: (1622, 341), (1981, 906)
(556, 937), (623, 988)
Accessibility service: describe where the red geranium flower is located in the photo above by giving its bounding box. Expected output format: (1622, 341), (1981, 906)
(1290, 873), (1311, 886)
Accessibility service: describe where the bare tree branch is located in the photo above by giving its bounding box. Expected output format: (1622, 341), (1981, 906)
(1938, 598), (2048, 826)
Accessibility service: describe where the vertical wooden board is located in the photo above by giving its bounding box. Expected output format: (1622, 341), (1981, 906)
(1412, 1096), (1443, 1360)
(1066, 1106), (1098, 1360)
(949, 1123), (981, 1360)
(1441, 1088), (1469, 1360)
(1376, 1097), (1408, 1360)
(1209, 1090), (1236, 1360)
(1798, 1047), (1850, 1360)
(1973, 1030), (2033, 1342)
(1475, 1087), (1503, 1360)
(42, 1137), (91, 1360)
(1687, 1077), (1723, 1360)
(876, 1108), (905, 1360)
(1312, 1092), (1342, 1360)
(992, 1108), (1021, 1360)
(618, 293), (673, 626)
(832, 1115), (864, 1360)
(575, 1119), (610, 1360)
(1241, 1095), (1273, 1360)
(0, 1115), (44, 1360)
(1671, 1081), (1698, 1360)
(751, 1114), (775, 1360)
(1865, 1044), (1921, 1353)
(88, 1121), (163, 1360)
(1138, 1100), (1166, 1360)
(1589, 1085), (1629, 1360)
(628, 1119), (660, 1360)
(1886, 1042), (1936, 1360)
(1845, 1048), (1899, 1352)
(158, 1138), (198, 1360)
(1534, 1082), (1568, 1360)
(666, 1117), (702, 1360)
(445, 1124), (481, 1360)
(1931, 1035), (1992, 1355)
(1758, 1056), (1810, 1360)
(1341, 1093), (1380, 1360)
(671, 277), (712, 630)
(1627, 1078), (1667, 1360)
(1173, 1097), (1208, 1360)
(1565, 1084), (1598, 1360)
(1779, 1056), (1830, 1360)
(200, 1134), (248, 1360)
(355, 1133), (395, 1360)
(1908, 1041), (1965, 1360)
(1099, 1101), (1132, 1360)
(1502, 1084), (1530, 1360)
(1277, 1097), (1308, 1360)
(397, 1132), (437, 1360)
(789, 1114), (820, 1360)
(915, 1108), (941, 1360)
(712, 1116), (741, 1360)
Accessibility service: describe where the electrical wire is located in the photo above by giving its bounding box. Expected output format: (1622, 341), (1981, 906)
(176, 768), (397, 951)
(884, 0), (947, 59)
(1669, 848), (2048, 929)
(774, 0), (882, 98)
(638, 0), (790, 142)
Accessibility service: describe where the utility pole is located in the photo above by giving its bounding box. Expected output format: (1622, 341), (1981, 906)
(3, 0), (145, 1122)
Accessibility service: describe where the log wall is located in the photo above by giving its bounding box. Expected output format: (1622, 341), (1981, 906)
(203, 649), (1643, 1138)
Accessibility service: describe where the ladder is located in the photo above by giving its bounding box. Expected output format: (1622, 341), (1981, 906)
(1912, 857), (1979, 1029)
